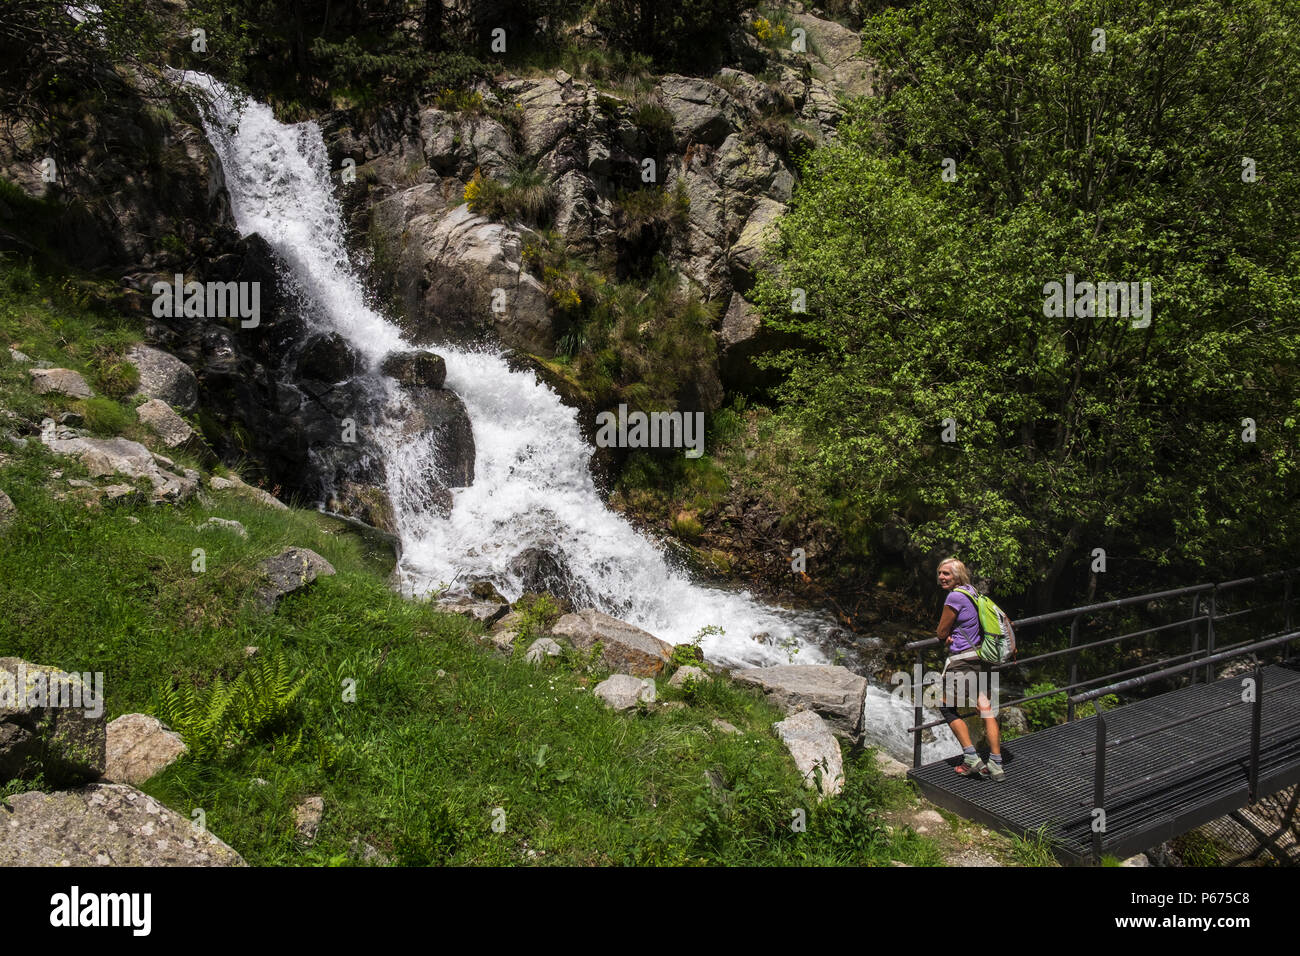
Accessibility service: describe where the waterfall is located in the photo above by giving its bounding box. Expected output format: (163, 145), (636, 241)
(170, 70), (963, 773)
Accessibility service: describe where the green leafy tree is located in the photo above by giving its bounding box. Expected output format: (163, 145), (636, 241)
(752, 0), (1300, 607)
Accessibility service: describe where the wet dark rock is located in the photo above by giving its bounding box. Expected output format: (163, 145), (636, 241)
(382, 350), (447, 389)
(508, 547), (574, 604)
(298, 332), (362, 384)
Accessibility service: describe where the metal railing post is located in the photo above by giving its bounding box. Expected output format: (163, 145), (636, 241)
(1092, 712), (1107, 863)
(1285, 574), (1295, 661)
(1189, 593), (1202, 684)
(1285, 573), (1294, 633)
(1067, 615), (1080, 722)
(913, 646), (924, 769)
(1249, 662), (1263, 804)
(1204, 586), (1217, 684)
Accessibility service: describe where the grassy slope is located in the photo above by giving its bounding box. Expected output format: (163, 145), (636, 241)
(0, 259), (941, 866)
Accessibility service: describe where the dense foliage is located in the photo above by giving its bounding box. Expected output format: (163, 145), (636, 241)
(594, 0), (746, 68)
(0, 2), (164, 187)
(752, 0), (1300, 605)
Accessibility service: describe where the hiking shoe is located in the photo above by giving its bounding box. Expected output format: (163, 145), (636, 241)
(955, 754), (988, 777)
(985, 758), (1006, 782)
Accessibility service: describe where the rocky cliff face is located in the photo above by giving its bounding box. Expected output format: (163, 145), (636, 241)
(328, 7), (871, 392)
(0, 4), (870, 536)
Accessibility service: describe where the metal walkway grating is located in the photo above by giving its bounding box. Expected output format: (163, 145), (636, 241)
(908, 663), (1300, 863)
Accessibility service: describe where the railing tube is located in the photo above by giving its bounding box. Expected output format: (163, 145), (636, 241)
(1204, 586), (1218, 684)
(1249, 662), (1263, 803)
(1067, 615), (1080, 722)
(1188, 592), (1201, 683)
(1285, 573), (1294, 633)
(1092, 712), (1107, 863)
(913, 646), (924, 769)
(1286, 573), (1294, 659)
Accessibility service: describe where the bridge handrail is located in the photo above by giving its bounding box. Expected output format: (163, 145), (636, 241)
(1069, 630), (1300, 705)
(904, 568), (1300, 653)
(905, 568), (1300, 768)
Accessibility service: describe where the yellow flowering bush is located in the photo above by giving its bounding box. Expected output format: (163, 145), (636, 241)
(753, 16), (788, 45)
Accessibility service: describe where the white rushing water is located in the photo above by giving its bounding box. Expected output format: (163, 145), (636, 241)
(172, 70), (841, 668)
(173, 70), (971, 757)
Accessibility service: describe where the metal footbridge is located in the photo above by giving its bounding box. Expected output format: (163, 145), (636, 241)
(905, 570), (1300, 864)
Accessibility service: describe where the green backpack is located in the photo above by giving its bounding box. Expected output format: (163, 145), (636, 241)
(953, 586), (1017, 664)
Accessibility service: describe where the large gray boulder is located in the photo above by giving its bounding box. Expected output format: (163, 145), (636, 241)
(28, 367), (92, 398)
(552, 169), (601, 249)
(551, 609), (674, 677)
(774, 709), (844, 798)
(126, 344), (199, 413)
(393, 203), (554, 355)
(594, 674), (656, 711)
(256, 547), (336, 609)
(391, 384), (476, 491)
(296, 332), (362, 384)
(713, 133), (794, 204)
(40, 434), (198, 502)
(419, 109), (516, 178)
(730, 664), (868, 744)
(437, 595), (509, 626)
(512, 78), (585, 157)
(208, 473), (289, 510)
(729, 196), (786, 285)
(791, 11), (874, 100)
(658, 75), (740, 146)
(507, 547), (574, 604)
(0, 784), (246, 866)
(0, 657), (106, 786)
(668, 665), (709, 689)
(800, 78), (846, 137)
(135, 398), (196, 449)
(0, 488), (14, 526)
(676, 166), (732, 297)
(326, 481), (398, 533)
(104, 713), (187, 786)
(718, 292), (799, 390)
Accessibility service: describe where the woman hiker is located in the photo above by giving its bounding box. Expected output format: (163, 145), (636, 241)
(935, 557), (1004, 781)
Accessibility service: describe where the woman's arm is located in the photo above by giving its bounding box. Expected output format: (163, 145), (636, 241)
(936, 604), (956, 642)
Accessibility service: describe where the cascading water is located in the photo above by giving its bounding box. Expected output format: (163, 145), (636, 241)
(171, 70), (958, 756)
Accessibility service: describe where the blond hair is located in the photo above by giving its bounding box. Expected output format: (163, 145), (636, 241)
(938, 558), (972, 586)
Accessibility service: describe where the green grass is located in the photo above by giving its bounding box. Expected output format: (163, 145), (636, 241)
(0, 256), (945, 865)
(0, 438), (941, 864)
(1009, 824), (1061, 867)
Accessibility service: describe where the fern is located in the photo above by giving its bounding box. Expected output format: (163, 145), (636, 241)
(158, 654), (309, 762)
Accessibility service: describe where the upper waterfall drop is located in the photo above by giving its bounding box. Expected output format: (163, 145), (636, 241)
(171, 69), (835, 668)
(171, 69), (405, 365)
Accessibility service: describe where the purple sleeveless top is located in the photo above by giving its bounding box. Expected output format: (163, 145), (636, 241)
(945, 588), (981, 654)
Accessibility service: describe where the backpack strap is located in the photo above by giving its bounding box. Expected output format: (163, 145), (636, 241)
(951, 586), (983, 640)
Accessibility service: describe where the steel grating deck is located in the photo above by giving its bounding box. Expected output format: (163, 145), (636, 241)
(908, 662), (1300, 864)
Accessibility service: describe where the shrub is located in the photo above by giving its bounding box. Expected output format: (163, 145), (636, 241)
(88, 346), (139, 399)
(670, 510), (704, 540)
(80, 396), (135, 437)
(513, 593), (563, 645)
(464, 166), (556, 227)
(631, 98), (675, 147)
(1020, 681), (1117, 731)
(431, 87), (484, 112)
